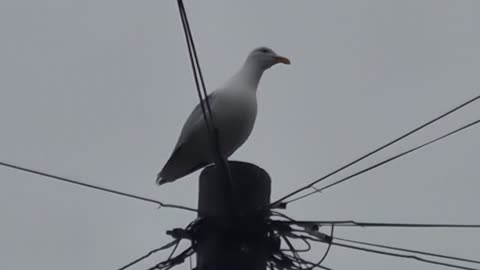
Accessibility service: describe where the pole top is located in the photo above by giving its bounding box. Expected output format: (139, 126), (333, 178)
(198, 161), (271, 217)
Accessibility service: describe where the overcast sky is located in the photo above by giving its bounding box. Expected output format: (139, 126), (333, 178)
(1, 0), (480, 269)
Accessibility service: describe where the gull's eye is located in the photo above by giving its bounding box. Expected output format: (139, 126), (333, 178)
(260, 48), (270, 54)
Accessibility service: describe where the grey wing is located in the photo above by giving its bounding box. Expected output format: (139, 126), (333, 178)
(175, 92), (218, 147)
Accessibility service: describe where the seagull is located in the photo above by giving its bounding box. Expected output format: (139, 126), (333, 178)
(156, 46), (290, 185)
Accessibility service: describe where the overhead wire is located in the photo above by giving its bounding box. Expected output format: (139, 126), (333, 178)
(176, 0), (235, 212)
(283, 118), (480, 205)
(332, 241), (479, 270)
(280, 237), (312, 253)
(270, 210), (480, 270)
(275, 220), (480, 228)
(272, 211), (335, 270)
(0, 161), (197, 212)
(117, 240), (179, 270)
(176, 0), (214, 135)
(0, 1), (211, 216)
(271, 94), (480, 208)
(334, 236), (480, 265)
(146, 246), (195, 270)
(167, 240), (181, 260)
(311, 225), (334, 269)
(282, 235), (307, 267)
(119, 219), (200, 270)
(284, 225), (480, 270)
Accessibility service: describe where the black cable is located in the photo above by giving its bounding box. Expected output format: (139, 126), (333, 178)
(271, 211), (331, 263)
(284, 118), (480, 204)
(117, 240), (179, 270)
(176, 0), (214, 136)
(279, 237), (312, 253)
(177, 0), (214, 124)
(282, 235), (307, 269)
(311, 225), (334, 269)
(289, 231), (328, 244)
(276, 222), (334, 270)
(147, 246), (194, 270)
(334, 236), (480, 265)
(271, 213), (480, 270)
(271, 211), (479, 269)
(284, 226), (334, 270)
(282, 253), (333, 270)
(332, 241), (479, 270)
(167, 240), (181, 260)
(275, 220), (480, 228)
(271, 210), (297, 222)
(176, 0), (235, 214)
(271, 94), (480, 208)
(0, 161), (197, 212)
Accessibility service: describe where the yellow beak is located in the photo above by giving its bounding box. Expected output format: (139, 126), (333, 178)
(274, 55), (291, 65)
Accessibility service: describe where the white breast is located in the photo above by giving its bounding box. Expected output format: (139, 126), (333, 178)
(211, 90), (258, 158)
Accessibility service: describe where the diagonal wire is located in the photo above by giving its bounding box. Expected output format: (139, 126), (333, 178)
(177, 0), (214, 125)
(334, 236), (480, 265)
(117, 240), (179, 270)
(146, 246), (194, 270)
(176, 0), (235, 214)
(271, 94), (480, 208)
(332, 241), (480, 270)
(0, 161), (197, 212)
(284, 118), (480, 204)
(167, 240), (181, 260)
(176, 0), (214, 136)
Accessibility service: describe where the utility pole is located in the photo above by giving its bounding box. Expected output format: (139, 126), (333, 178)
(196, 161), (272, 270)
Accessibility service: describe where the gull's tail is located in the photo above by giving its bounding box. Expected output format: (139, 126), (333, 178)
(155, 143), (209, 186)
(156, 173), (173, 186)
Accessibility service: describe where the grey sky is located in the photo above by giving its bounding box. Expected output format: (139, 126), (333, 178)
(1, 0), (479, 269)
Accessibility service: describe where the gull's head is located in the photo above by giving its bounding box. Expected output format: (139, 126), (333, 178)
(246, 46), (290, 70)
